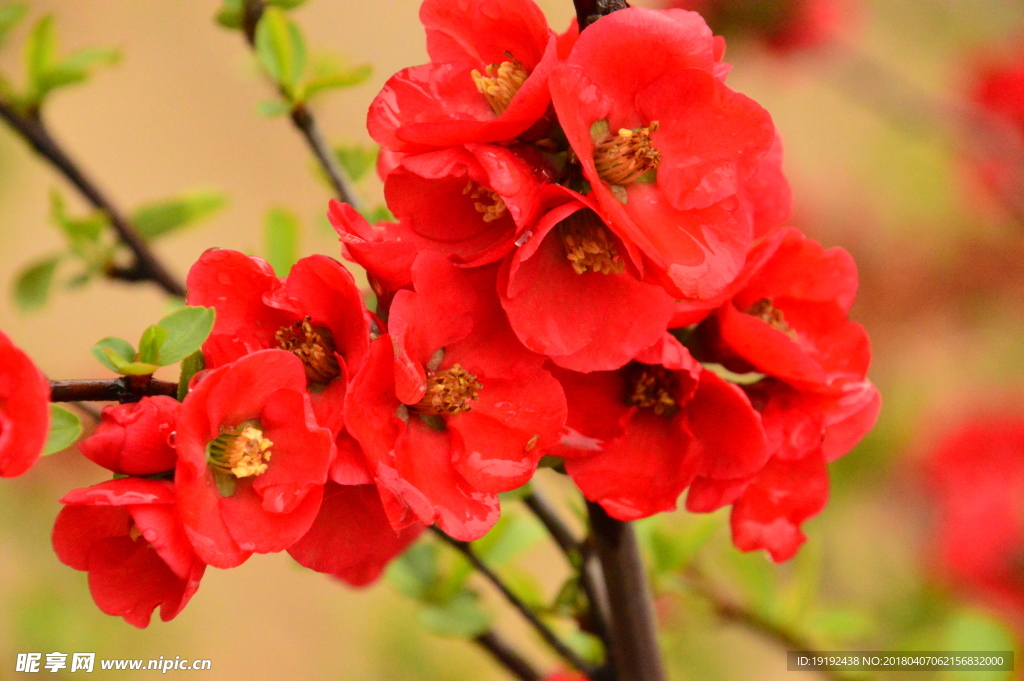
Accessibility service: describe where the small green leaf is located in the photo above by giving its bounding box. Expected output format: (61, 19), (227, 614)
(43, 405), (82, 455)
(24, 15), (56, 97)
(132, 191), (227, 240)
(264, 207), (300, 275)
(302, 63), (372, 100)
(359, 204), (394, 224)
(387, 542), (439, 601)
(14, 256), (59, 311)
(138, 324), (168, 365)
(417, 592), (491, 639)
(334, 144), (378, 183)
(91, 337), (136, 373)
(256, 99), (292, 117)
(118, 361), (160, 376)
(155, 306), (215, 365)
(701, 362), (766, 386)
(255, 7), (306, 96)
(0, 5), (28, 49)
(37, 47), (120, 92)
(177, 350), (205, 401)
(267, 0), (307, 8)
(215, 0), (243, 29)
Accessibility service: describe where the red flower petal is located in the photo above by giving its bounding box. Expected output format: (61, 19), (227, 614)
(0, 331), (50, 478)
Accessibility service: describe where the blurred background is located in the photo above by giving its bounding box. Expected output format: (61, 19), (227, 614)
(2, 0), (1024, 679)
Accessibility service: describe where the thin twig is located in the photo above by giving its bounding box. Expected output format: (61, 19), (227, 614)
(0, 99), (186, 297)
(239, 0), (361, 211)
(430, 527), (597, 677)
(523, 491), (614, 659)
(587, 501), (666, 681)
(474, 630), (543, 681)
(50, 378), (178, 404)
(684, 567), (864, 681)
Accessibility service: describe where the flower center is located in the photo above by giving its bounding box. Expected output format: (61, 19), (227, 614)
(410, 364), (483, 416)
(275, 316), (341, 385)
(746, 298), (797, 339)
(593, 122), (661, 186)
(558, 210), (624, 275)
(463, 181), (508, 222)
(471, 53), (528, 116)
(626, 364), (678, 417)
(207, 422), (273, 478)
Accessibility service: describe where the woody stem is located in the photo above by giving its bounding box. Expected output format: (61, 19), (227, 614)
(587, 501), (666, 681)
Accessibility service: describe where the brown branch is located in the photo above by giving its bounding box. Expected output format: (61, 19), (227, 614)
(587, 502), (666, 681)
(49, 378), (178, 404)
(474, 630), (543, 681)
(431, 527), (597, 677)
(0, 99), (187, 298)
(573, 0), (631, 31)
(683, 568), (863, 681)
(239, 0), (361, 211)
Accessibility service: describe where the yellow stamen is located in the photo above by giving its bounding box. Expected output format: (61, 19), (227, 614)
(593, 121), (661, 186)
(207, 423), (273, 478)
(410, 364), (483, 416)
(471, 53), (528, 115)
(747, 298), (797, 339)
(463, 181), (508, 222)
(626, 365), (678, 417)
(275, 316), (341, 385)
(557, 210), (624, 275)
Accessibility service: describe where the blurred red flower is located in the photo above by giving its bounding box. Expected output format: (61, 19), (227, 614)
(0, 329), (50, 478)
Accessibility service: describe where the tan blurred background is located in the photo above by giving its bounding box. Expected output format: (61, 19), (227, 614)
(3, 0), (1024, 679)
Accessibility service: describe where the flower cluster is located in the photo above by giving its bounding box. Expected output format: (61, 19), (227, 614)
(0, 0), (879, 628)
(334, 0), (878, 562)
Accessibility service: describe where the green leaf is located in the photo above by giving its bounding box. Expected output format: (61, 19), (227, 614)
(215, 0), (243, 29)
(359, 204), (394, 224)
(417, 592), (491, 639)
(24, 15), (56, 97)
(37, 46), (120, 92)
(256, 99), (292, 117)
(264, 208), (300, 275)
(117, 360), (160, 376)
(138, 324), (168, 365)
(387, 542), (439, 601)
(132, 191), (227, 240)
(254, 7), (306, 97)
(43, 405), (82, 455)
(701, 362), (766, 386)
(155, 306), (215, 365)
(50, 190), (105, 242)
(302, 63), (372, 100)
(267, 0), (307, 8)
(474, 513), (543, 568)
(334, 144), (378, 183)
(0, 4), (28, 49)
(91, 337), (136, 373)
(944, 610), (1017, 681)
(177, 350), (205, 401)
(13, 255), (59, 311)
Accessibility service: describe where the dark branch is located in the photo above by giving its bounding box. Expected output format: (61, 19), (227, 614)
(573, 0), (630, 31)
(0, 99), (187, 298)
(431, 527), (597, 677)
(587, 502), (666, 681)
(523, 491), (581, 555)
(239, 0), (361, 211)
(50, 378), (178, 404)
(474, 630), (543, 681)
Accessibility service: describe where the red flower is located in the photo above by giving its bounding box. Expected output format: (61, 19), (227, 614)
(0, 329), (50, 478)
(174, 350), (334, 568)
(925, 414), (1024, 632)
(345, 253), (566, 540)
(549, 8), (779, 300)
(52, 478), (206, 628)
(367, 0), (563, 153)
(78, 396), (179, 476)
(554, 335), (767, 521)
(186, 250), (371, 484)
(967, 46), (1024, 202)
(287, 483), (425, 587)
(382, 144), (544, 266)
(499, 188), (678, 371)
